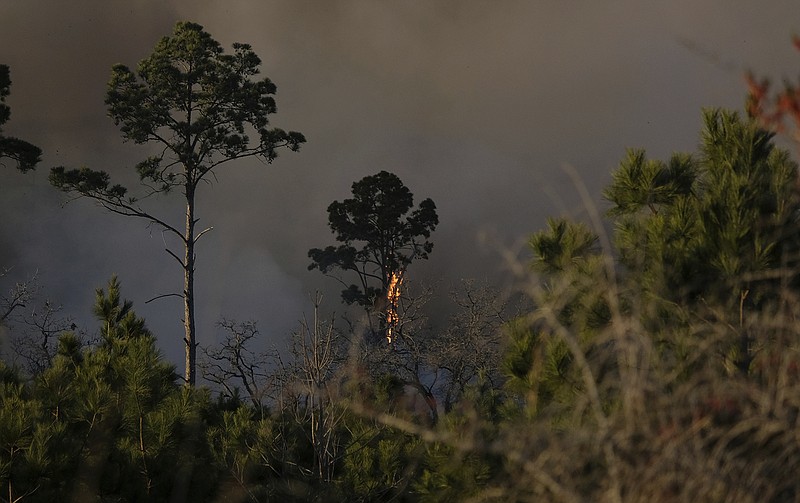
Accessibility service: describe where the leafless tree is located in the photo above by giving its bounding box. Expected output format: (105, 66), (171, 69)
(355, 280), (440, 422)
(200, 319), (278, 409)
(11, 299), (75, 375)
(0, 269), (34, 324)
(1, 270), (75, 374)
(279, 293), (347, 482)
(427, 280), (512, 413)
(357, 280), (516, 420)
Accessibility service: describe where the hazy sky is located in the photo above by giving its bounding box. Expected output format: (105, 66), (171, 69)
(1, 1), (798, 365)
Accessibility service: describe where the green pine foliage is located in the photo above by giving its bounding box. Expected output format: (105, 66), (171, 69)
(0, 279), (224, 501)
(7, 107), (799, 501)
(412, 378), (505, 502)
(493, 109), (800, 500)
(605, 109), (800, 378)
(608, 110), (800, 307)
(6, 22), (800, 498)
(338, 419), (422, 501)
(206, 405), (277, 501)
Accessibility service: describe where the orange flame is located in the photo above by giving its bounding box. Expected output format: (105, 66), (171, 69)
(386, 270), (403, 344)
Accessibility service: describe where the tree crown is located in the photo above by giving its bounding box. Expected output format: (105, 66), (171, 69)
(309, 171), (438, 306)
(104, 21), (304, 191)
(0, 64), (41, 172)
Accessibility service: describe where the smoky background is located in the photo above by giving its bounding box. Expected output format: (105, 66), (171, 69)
(0, 0), (797, 368)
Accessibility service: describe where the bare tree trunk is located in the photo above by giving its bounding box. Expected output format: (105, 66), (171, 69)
(184, 188), (196, 386)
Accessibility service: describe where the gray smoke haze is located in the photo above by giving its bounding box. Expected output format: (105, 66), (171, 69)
(1, 1), (798, 365)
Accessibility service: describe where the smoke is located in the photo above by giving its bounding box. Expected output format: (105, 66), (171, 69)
(1, 1), (798, 366)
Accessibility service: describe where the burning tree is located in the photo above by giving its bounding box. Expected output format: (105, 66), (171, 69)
(308, 171), (438, 344)
(385, 270), (403, 344)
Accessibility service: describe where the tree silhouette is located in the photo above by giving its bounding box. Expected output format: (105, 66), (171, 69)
(50, 22), (305, 386)
(308, 171), (437, 341)
(0, 64), (41, 172)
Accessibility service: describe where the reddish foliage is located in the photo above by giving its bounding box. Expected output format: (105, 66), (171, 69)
(747, 37), (800, 141)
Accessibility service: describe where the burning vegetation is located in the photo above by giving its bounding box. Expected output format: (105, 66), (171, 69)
(385, 270), (403, 344)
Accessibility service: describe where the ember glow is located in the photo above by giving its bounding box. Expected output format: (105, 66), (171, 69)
(385, 270), (403, 344)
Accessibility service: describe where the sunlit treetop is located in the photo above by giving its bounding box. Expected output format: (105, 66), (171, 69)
(103, 21), (305, 193)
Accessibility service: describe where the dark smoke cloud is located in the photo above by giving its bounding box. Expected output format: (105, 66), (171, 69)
(1, 1), (798, 365)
